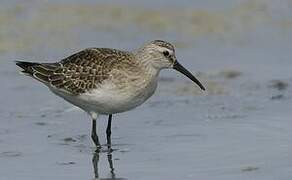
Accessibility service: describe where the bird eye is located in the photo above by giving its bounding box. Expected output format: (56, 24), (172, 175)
(163, 51), (170, 57)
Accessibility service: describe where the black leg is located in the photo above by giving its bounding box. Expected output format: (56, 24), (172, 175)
(91, 119), (100, 147)
(106, 114), (113, 145)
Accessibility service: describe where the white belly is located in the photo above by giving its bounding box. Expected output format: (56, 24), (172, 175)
(52, 78), (158, 115)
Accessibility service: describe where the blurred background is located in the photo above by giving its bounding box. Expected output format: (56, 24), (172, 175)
(1, 0), (292, 179)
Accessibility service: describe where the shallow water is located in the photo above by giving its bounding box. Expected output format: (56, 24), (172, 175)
(1, 0), (292, 179)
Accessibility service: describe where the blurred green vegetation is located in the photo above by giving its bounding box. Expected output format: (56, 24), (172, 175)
(0, 0), (288, 53)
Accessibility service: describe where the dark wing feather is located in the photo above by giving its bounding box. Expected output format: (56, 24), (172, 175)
(16, 48), (134, 95)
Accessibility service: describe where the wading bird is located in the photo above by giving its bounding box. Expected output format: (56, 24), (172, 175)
(16, 40), (205, 147)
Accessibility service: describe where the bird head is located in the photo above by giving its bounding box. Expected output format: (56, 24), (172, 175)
(138, 40), (205, 91)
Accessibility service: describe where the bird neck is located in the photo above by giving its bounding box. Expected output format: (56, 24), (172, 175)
(133, 49), (161, 79)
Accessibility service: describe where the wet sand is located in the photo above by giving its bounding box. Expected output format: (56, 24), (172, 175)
(1, 0), (292, 179)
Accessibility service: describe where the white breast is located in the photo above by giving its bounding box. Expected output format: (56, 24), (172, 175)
(51, 75), (158, 115)
(79, 78), (158, 114)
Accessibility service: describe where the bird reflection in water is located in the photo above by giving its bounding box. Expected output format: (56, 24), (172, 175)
(92, 145), (126, 180)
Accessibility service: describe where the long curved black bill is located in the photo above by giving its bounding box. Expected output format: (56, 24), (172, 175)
(173, 61), (206, 91)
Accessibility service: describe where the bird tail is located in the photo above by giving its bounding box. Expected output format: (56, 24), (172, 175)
(15, 61), (40, 76)
(16, 60), (63, 85)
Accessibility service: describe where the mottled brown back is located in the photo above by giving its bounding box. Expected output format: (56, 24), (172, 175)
(16, 48), (135, 95)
